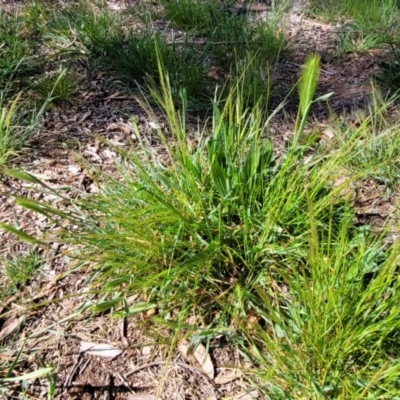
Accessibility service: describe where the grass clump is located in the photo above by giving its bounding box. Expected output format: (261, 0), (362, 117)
(2, 2), (400, 397)
(203, 4), (285, 104)
(252, 224), (400, 398)
(50, 3), (208, 105)
(97, 31), (207, 103)
(376, 48), (400, 95)
(0, 91), (46, 166)
(0, 11), (44, 91)
(22, 0), (52, 37)
(8, 56), (400, 397)
(319, 92), (400, 191)
(347, 123), (400, 191)
(48, 0), (286, 107)
(2, 248), (44, 291)
(208, 13), (285, 69)
(0, 67), (65, 166)
(30, 67), (79, 107)
(310, 0), (400, 54)
(161, 0), (222, 33)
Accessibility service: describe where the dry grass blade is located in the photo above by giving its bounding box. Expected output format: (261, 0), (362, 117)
(79, 341), (122, 358)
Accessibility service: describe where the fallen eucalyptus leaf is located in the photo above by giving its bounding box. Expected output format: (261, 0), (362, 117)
(0, 316), (24, 341)
(126, 394), (156, 400)
(178, 342), (214, 379)
(234, 390), (260, 399)
(214, 369), (242, 385)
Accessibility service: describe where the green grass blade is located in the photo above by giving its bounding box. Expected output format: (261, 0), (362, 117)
(0, 223), (46, 245)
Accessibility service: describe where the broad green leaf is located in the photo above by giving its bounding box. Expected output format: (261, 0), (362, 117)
(89, 297), (123, 312)
(128, 302), (158, 315)
(4, 94), (21, 128)
(259, 139), (273, 171)
(211, 162), (228, 198)
(243, 142), (260, 186)
(152, 173), (181, 191)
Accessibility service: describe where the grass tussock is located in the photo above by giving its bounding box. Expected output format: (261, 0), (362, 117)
(0, 90), (48, 166)
(310, 0), (400, 56)
(7, 56), (400, 398)
(1, 1), (400, 398)
(46, 0), (286, 107)
(0, 10), (44, 91)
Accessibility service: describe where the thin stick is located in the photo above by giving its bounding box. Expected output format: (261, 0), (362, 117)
(64, 355), (81, 387)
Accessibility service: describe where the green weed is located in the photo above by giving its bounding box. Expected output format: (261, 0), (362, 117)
(9, 54), (400, 398)
(50, 4), (208, 105)
(376, 46), (400, 95)
(161, 0), (222, 33)
(1, 1), (400, 398)
(0, 68), (63, 166)
(3, 248), (44, 290)
(0, 8), (48, 92)
(30, 67), (79, 107)
(208, 13), (285, 70)
(310, 0), (400, 53)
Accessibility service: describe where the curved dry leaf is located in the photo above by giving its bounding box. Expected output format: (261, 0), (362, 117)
(0, 316), (24, 341)
(106, 122), (132, 135)
(214, 369), (242, 385)
(178, 342), (214, 379)
(80, 341), (122, 358)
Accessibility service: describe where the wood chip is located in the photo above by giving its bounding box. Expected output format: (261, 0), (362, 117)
(142, 307), (157, 319)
